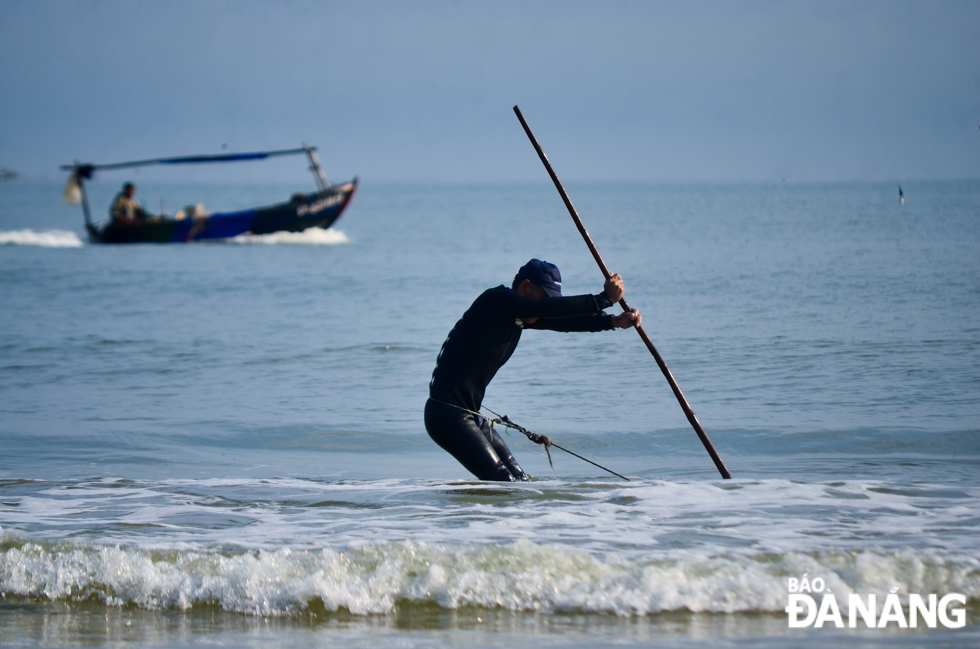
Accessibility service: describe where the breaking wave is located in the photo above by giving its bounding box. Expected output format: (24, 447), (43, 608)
(229, 227), (349, 245)
(0, 229), (84, 247)
(1, 530), (977, 618)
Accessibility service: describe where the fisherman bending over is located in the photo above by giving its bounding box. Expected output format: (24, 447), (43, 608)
(425, 259), (641, 481)
(110, 182), (146, 223)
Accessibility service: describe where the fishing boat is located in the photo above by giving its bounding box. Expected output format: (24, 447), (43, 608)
(61, 145), (356, 244)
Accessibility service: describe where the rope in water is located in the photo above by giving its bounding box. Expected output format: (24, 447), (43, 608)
(430, 398), (629, 481)
(480, 406), (630, 481)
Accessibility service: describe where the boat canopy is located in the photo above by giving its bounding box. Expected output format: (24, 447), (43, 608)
(61, 147), (317, 177)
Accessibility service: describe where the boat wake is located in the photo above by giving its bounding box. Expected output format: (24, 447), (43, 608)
(0, 228), (347, 247)
(229, 227), (349, 245)
(0, 229), (84, 247)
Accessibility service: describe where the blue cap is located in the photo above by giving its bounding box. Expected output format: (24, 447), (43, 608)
(514, 259), (562, 298)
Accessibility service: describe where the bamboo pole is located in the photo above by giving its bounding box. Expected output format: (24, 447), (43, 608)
(513, 105), (732, 479)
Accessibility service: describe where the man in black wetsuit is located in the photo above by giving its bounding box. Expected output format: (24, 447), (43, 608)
(425, 259), (641, 481)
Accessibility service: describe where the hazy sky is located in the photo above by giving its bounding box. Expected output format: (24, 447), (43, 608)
(1, 0), (978, 182)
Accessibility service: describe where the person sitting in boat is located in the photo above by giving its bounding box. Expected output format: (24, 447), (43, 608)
(110, 182), (146, 224)
(424, 259), (641, 482)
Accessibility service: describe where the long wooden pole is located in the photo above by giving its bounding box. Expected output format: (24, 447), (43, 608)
(513, 105), (732, 480)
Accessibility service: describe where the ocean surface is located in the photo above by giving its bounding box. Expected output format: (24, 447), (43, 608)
(1, 177), (978, 648)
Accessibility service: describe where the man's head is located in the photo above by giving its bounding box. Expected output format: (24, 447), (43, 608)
(512, 259), (562, 298)
(122, 182), (135, 197)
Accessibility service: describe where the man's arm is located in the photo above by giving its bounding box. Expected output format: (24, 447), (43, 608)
(509, 292), (611, 319)
(505, 273), (640, 327)
(525, 314), (613, 332)
(110, 195), (122, 220)
(526, 308), (641, 332)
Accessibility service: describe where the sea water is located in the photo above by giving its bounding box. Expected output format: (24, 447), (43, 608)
(0, 179), (978, 648)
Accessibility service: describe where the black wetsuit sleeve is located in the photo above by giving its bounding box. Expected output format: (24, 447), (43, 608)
(525, 313), (614, 332)
(499, 289), (614, 319)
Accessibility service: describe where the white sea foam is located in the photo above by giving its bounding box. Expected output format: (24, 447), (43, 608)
(3, 474), (980, 620)
(1, 531), (977, 618)
(0, 229), (84, 247)
(229, 227), (349, 245)
(6, 478), (978, 557)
